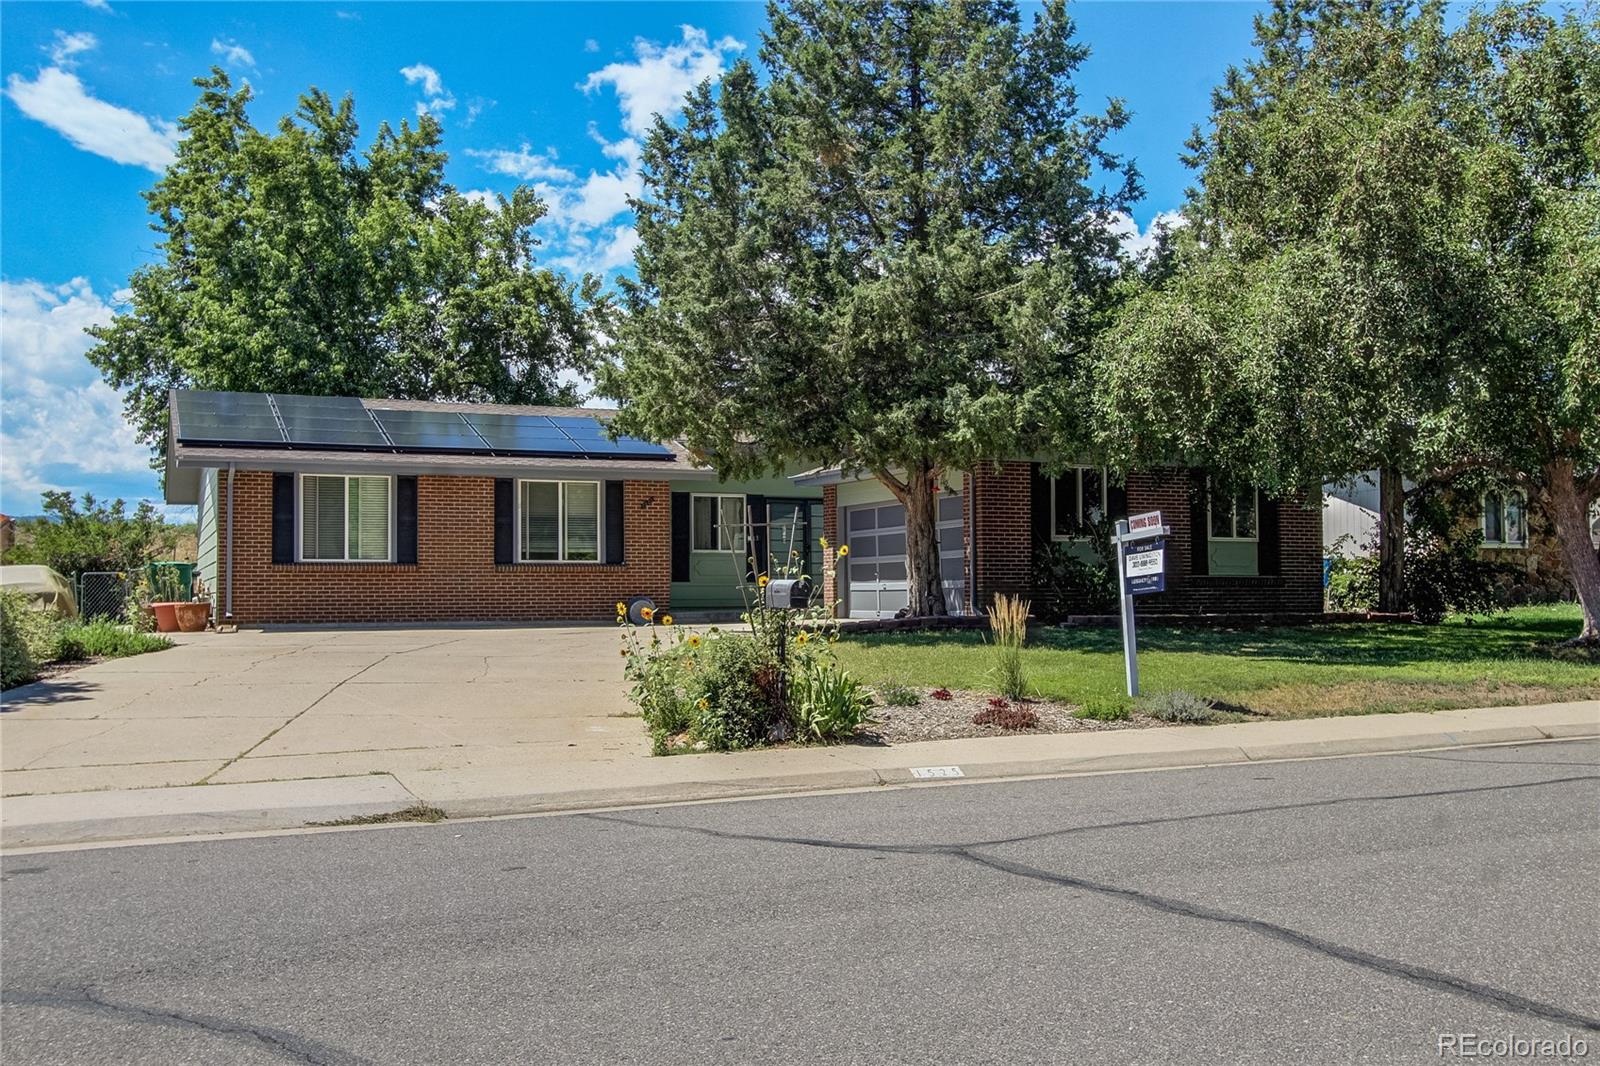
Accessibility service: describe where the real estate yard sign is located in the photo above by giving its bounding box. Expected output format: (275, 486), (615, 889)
(1112, 512), (1167, 697)
(1122, 538), (1166, 595)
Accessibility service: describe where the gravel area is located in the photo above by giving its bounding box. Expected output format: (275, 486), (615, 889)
(857, 688), (1169, 745)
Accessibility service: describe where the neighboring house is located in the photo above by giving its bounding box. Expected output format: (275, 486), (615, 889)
(167, 390), (1325, 624)
(801, 463), (1325, 620)
(1321, 468), (1600, 604)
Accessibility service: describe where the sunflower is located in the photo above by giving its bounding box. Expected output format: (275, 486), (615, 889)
(640, 606), (654, 621)
(757, 575), (770, 588)
(697, 698), (710, 711)
(687, 634), (703, 649)
(615, 601), (626, 616)
(819, 536), (829, 549)
(837, 545), (849, 557)
(661, 614), (674, 626)
(795, 631), (810, 646)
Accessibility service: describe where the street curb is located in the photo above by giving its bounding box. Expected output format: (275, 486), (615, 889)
(4, 718), (1596, 850)
(422, 722), (1598, 821)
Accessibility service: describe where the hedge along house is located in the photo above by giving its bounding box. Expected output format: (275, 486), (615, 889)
(796, 462), (1325, 620)
(166, 390), (815, 624)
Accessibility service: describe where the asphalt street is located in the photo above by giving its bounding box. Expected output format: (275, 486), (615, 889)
(3, 740), (1597, 1065)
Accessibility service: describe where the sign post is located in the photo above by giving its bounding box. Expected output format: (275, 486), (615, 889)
(1111, 511), (1169, 698)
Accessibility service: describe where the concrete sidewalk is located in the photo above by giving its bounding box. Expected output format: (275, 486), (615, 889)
(5, 699), (1595, 849)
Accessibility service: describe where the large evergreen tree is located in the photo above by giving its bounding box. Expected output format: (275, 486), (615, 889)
(89, 71), (598, 461)
(600, 0), (1137, 615)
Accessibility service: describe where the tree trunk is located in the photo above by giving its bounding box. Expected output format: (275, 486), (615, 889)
(1377, 465), (1407, 613)
(881, 463), (949, 617)
(1543, 460), (1600, 644)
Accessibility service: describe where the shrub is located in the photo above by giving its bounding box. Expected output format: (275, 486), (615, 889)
(1, 593), (39, 690)
(1073, 699), (1131, 722)
(972, 698), (1040, 731)
(986, 594), (1030, 700)
(792, 659), (874, 742)
(1032, 542), (1118, 617)
(1141, 690), (1218, 724)
(58, 621), (171, 659)
(3, 593), (68, 664)
(1324, 500), (1506, 623)
(685, 634), (775, 752)
(877, 679), (921, 707)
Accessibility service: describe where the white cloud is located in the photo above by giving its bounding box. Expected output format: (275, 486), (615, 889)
(584, 39), (600, 53)
(400, 62), (455, 117)
(1111, 210), (1187, 261)
(581, 25), (743, 139)
(48, 30), (98, 67)
(83, 0), (113, 12)
(5, 66), (178, 172)
(553, 225), (640, 276)
(0, 278), (153, 511)
(467, 145), (574, 183)
(209, 37), (256, 70)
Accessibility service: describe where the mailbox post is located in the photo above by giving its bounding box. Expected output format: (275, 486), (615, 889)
(762, 577), (814, 727)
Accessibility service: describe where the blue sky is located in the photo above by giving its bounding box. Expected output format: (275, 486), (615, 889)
(0, 1), (1265, 518)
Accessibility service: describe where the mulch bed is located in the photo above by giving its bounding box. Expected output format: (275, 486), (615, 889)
(856, 689), (1168, 745)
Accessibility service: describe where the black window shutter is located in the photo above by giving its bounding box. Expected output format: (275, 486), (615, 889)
(604, 481), (625, 565)
(1030, 464), (1051, 551)
(1188, 470), (1210, 574)
(1107, 475), (1128, 525)
(1257, 493), (1281, 576)
(745, 494), (768, 581)
(396, 476), (419, 565)
(493, 479), (514, 565)
(670, 492), (691, 582)
(272, 473), (294, 565)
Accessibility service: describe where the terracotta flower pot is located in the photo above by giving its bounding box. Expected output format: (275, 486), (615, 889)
(173, 602), (210, 633)
(151, 602), (182, 632)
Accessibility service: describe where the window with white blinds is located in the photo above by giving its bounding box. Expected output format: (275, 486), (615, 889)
(300, 475), (392, 562)
(519, 480), (600, 562)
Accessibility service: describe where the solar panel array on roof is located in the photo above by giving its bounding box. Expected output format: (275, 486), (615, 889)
(171, 390), (674, 462)
(172, 391), (285, 445)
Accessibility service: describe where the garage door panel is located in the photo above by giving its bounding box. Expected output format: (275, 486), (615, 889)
(844, 495), (966, 619)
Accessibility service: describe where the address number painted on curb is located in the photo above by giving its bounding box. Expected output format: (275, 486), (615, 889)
(910, 766), (965, 779)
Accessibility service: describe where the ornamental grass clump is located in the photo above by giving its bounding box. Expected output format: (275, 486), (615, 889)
(986, 594), (1030, 701)
(1141, 690), (1219, 724)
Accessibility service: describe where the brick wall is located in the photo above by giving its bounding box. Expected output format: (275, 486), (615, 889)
(217, 470), (671, 624)
(1120, 468), (1324, 615)
(969, 462), (1033, 612)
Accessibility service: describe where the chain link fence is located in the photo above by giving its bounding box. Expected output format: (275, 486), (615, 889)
(75, 571), (131, 622)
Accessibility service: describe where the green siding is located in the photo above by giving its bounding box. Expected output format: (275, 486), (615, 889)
(1209, 539), (1258, 576)
(668, 472), (823, 611)
(196, 469), (219, 605)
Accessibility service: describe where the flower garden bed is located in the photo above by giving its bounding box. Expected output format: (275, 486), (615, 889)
(858, 689), (1169, 744)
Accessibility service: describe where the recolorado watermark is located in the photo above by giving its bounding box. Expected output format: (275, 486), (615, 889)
(1438, 1033), (1589, 1059)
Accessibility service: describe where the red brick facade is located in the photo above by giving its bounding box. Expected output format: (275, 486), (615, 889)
(217, 470), (670, 624)
(820, 484), (840, 609)
(850, 463), (1324, 618)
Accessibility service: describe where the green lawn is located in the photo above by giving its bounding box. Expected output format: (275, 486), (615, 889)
(831, 605), (1600, 717)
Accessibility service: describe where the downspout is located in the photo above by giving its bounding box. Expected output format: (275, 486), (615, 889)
(224, 463), (236, 620)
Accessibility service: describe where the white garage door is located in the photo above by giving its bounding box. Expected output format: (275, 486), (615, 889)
(843, 495), (966, 619)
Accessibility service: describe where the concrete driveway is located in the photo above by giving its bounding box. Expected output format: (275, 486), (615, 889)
(1, 625), (644, 798)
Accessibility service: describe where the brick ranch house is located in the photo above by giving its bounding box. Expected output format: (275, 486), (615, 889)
(167, 390), (1324, 624)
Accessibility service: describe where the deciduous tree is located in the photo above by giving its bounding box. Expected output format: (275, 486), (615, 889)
(88, 71), (598, 464)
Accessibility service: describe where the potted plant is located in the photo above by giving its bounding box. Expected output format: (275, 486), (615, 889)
(172, 575), (210, 633)
(147, 566), (188, 633)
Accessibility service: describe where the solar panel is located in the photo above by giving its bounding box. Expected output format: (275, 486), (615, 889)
(172, 391), (674, 462)
(370, 409), (493, 453)
(273, 394), (391, 450)
(173, 391), (287, 446)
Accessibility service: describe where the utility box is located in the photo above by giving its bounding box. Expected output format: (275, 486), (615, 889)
(764, 576), (813, 611)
